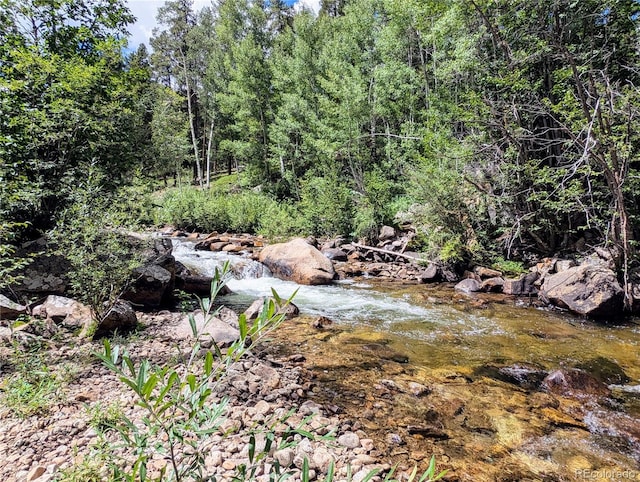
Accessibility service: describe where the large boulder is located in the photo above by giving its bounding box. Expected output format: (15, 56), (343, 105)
(174, 261), (231, 297)
(539, 264), (623, 317)
(123, 239), (176, 309)
(259, 238), (335, 285)
(454, 278), (482, 293)
(32, 295), (92, 330)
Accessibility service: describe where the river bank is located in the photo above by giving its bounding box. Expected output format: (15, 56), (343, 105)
(0, 309), (404, 482)
(2, 233), (640, 481)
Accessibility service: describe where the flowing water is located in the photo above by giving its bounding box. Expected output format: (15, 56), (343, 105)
(172, 239), (640, 481)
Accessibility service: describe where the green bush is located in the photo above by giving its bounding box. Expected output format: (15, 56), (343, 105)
(47, 168), (143, 327)
(156, 187), (303, 237)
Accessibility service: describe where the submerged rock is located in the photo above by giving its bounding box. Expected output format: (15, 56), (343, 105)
(542, 368), (611, 399)
(474, 363), (548, 391)
(575, 357), (630, 385)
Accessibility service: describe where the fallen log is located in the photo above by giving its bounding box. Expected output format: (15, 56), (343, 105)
(351, 242), (438, 265)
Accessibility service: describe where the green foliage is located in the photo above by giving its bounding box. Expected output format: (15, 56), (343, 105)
(156, 187), (304, 237)
(299, 174), (354, 238)
(0, 222), (31, 290)
(94, 263), (295, 480)
(49, 170), (142, 323)
(2, 346), (64, 418)
(491, 258), (526, 278)
(86, 402), (125, 434)
(439, 237), (466, 265)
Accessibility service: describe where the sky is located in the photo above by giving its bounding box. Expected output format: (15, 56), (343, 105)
(126, 0), (321, 48)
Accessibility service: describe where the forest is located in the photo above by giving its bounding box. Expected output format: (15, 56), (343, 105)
(2, 0), (640, 301)
(3, 1), (640, 480)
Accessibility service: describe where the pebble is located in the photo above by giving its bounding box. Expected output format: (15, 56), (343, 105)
(274, 448), (295, 467)
(338, 431), (361, 449)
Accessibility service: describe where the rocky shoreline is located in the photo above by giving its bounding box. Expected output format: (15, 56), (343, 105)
(0, 310), (403, 482)
(184, 228), (639, 320)
(2, 231), (640, 481)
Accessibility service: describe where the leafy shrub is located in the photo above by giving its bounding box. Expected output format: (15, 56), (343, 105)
(49, 171), (143, 326)
(95, 265), (300, 480)
(298, 174), (354, 238)
(491, 258), (526, 277)
(156, 187), (303, 237)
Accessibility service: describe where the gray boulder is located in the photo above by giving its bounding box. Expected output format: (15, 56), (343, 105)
(32, 295), (92, 330)
(97, 300), (137, 335)
(540, 264), (623, 317)
(454, 278), (483, 293)
(172, 310), (240, 348)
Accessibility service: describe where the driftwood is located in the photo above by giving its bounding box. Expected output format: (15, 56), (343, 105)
(351, 242), (438, 265)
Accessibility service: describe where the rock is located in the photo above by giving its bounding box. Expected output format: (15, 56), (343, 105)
(539, 264), (623, 317)
(174, 262), (231, 297)
(338, 432), (360, 449)
(172, 310), (240, 348)
(274, 448), (295, 467)
(0, 294), (27, 320)
(407, 382), (431, 397)
(454, 278), (482, 293)
(575, 357), (630, 385)
(259, 238), (335, 285)
(420, 263), (440, 283)
(32, 295), (92, 330)
(362, 343), (409, 363)
(554, 259), (577, 272)
(244, 297), (300, 321)
(19, 253), (69, 294)
(97, 300), (137, 336)
(124, 264), (172, 308)
(218, 306), (240, 329)
(322, 248), (348, 262)
(481, 277), (504, 293)
(474, 266), (502, 279)
(311, 316), (333, 329)
(385, 433), (404, 445)
(474, 363), (547, 390)
(379, 226), (396, 241)
(542, 368), (611, 399)
(406, 425), (449, 440)
(502, 278), (524, 295)
(26, 465), (46, 481)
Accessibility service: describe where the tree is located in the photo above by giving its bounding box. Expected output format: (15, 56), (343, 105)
(0, 0), (145, 234)
(151, 0), (204, 186)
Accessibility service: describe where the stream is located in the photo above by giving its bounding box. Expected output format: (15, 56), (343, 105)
(172, 239), (640, 481)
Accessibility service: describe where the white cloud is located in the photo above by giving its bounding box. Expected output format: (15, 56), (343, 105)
(293, 0), (320, 14)
(126, 0), (211, 49)
(126, 0), (318, 49)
